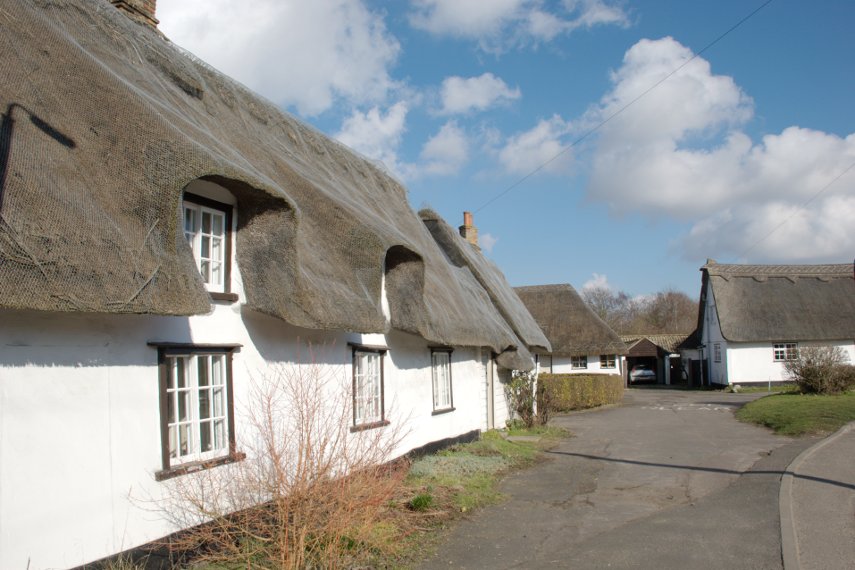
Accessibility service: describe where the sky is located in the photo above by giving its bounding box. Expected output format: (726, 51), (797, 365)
(156, 0), (855, 299)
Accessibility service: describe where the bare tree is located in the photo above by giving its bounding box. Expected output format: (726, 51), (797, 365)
(157, 353), (407, 568)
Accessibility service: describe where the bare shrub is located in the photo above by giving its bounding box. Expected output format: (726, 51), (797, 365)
(159, 350), (407, 568)
(785, 346), (855, 394)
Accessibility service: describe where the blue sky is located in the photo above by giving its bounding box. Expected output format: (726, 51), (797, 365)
(156, 0), (855, 299)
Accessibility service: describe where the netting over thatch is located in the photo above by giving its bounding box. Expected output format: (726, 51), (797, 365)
(0, 0), (535, 367)
(514, 284), (627, 357)
(703, 262), (855, 342)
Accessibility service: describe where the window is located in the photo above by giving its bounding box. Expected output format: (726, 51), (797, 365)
(352, 346), (388, 430)
(713, 343), (722, 363)
(599, 354), (616, 369)
(431, 349), (454, 413)
(773, 343), (798, 362)
(183, 192), (234, 299)
(571, 355), (588, 369)
(153, 344), (240, 480)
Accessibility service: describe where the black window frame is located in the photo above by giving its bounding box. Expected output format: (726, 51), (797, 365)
(349, 344), (389, 432)
(150, 342), (243, 481)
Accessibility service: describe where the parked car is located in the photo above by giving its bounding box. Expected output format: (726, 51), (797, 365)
(630, 364), (656, 383)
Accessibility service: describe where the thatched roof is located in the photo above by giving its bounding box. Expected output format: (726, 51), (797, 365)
(621, 333), (692, 354)
(420, 210), (551, 354)
(514, 284), (627, 357)
(0, 0), (536, 368)
(701, 261), (855, 342)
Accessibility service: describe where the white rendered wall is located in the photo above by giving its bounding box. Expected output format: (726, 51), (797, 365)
(551, 354), (619, 375)
(702, 286), (729, 385)
(0, 306), (489, 569)
(726, 340), (855, 384)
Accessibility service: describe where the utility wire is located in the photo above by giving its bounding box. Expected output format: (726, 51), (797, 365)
(474, 0), (776, 214)
(737, 160), (855, 258)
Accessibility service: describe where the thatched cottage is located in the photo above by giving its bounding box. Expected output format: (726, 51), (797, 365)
(696, 260), (855, 386)
(514, 284), (627, 378)
(0, 0), (549, 566)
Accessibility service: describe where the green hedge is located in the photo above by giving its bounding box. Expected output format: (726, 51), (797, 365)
(538, 373), (624, 412)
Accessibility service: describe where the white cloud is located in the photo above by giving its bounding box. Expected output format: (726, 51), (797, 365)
(497, 115), (573, 174)
(157, 0), (400, 116)
(586, 37), (855, 262)
(582, 272), (611, 291)
(418, 122), (470, 176)
(480, 232), (499, 253)
(439, 73), (521, 115)
(335, 103), (409, 175)
(408, 0), (628, 52)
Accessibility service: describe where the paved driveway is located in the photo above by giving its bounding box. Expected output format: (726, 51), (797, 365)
(419, 389), (816, 570)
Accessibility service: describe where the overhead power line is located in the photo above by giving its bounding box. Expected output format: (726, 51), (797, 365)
(473, 0), (776, 214)
(738, 160), (855, 258)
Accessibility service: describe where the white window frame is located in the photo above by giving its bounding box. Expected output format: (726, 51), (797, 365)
(713, 343), (722, 363)
(154, 344), (239, 480)
(773, 342), (798, 362)
(352, 346), (387, 429)
(571, 355), (588, 369)
(599, 354), (616, 369)
(183, 193), (232, 295)
(431, 349), (454, 412)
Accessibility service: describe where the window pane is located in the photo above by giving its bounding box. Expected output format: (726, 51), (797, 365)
(200, 420), (211, 452)
(183, 207), (196, 241)
(169, 425), (177, 459)
(211, 261), (221, 285)
(200, 260), (210, 282)
(212, 213), (224, 235)
(201, 235), (210, 258)
(202, 211), (211, 234)
(178, 390), (189, 421)
(179, 424), (191, 457)
(167, 390), (175, 423)
(199, 388), (210, 420)
(213, 387), (224, 417)
(198, 357), (209, 387)
(211, 355), (224, 385)
(213, 420), (225, 450)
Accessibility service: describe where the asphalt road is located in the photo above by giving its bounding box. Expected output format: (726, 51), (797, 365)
(418, 389), (816, 570)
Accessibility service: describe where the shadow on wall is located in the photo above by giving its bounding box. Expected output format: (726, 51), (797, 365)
(240, 305), (346, 368)
(0, 310), (192, 368)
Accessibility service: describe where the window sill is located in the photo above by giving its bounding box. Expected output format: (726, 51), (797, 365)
(431, 407), (455, 416)
(155, 451), (245, 482)
(350, 419), (390, 433)
(210, 292), (240, 303)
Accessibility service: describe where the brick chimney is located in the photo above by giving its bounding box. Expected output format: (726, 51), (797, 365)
(111, 0), (158, 27)
(459, 211), (479, 250)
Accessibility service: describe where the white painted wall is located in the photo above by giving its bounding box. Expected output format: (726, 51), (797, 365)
(726, 340), (855, 384)
(551, 354), (621, 375)
(0, 305), (490, 569)
(701, 286), (729, 385)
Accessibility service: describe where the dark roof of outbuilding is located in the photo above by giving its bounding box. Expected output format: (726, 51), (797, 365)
(514, 284), (627, 357)
(620, 333), (692, 354)
(702, 261), (855, 342)
(0, 0), (536, 368)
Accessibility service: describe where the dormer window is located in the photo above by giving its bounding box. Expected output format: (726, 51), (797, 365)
(182, 190), (236, 301)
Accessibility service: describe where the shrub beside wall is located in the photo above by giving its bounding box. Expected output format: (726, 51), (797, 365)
(539, 373), (624, 412)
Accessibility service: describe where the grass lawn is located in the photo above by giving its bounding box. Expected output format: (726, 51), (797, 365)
(361, 426), (569, 567)
(736, 391), (855, 436)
